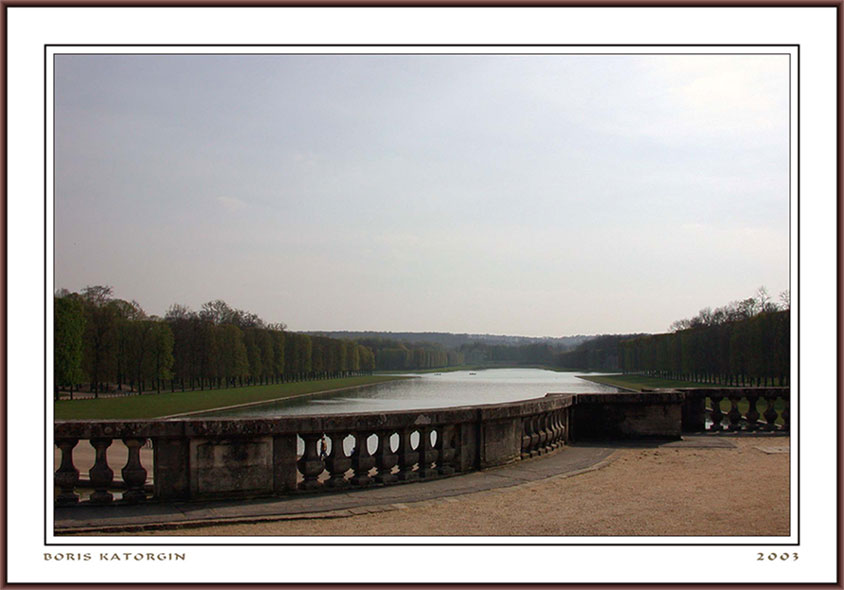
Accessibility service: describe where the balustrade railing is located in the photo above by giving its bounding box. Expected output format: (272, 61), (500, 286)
(54, 388), (787, 507)
(520, 407), (568, 459)
(54, 394), (574, 506)
(678, 388), (790, 433)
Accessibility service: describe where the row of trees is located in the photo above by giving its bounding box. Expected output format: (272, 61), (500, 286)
(54, 287), (376, 397)
(353, 338), (464, 371)
(555, 334), (639, 371)
(55, 287), (176, 397)
(55, 285), (791, 394)
(620, 289), (790, 386)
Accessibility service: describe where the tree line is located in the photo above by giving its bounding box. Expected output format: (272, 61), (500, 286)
(54, 284), (790, 394)
(619, 289), (790, 386)
(555, 334), (641, 371)
(311, 330), (589, 350)
(448, 336), (636, 371)
(382, 287), (791, 378)
(54, 286), (375, 398)
(353, 338), (465, 371)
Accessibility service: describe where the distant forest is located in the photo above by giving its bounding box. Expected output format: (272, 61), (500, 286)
(54, 286), (790, 396)
(308, 331), (598, 372)
(303, 287), (790, 381)
(308, 331), (591, 350)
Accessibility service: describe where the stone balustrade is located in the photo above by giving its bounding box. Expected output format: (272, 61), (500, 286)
(54, 393), (581, 506)
(677, 388), (790, 433)
(54, 388), (784, 506)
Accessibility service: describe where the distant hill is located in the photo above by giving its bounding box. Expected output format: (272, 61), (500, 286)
(303, 331), (592, 351)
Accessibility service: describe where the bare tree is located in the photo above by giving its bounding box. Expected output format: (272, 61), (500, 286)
(779, 289), (790, 310)
(165, 303), (195, 321)
(81, 285), (113, 306)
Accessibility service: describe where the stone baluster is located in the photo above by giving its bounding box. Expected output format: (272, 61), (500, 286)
(88, 438), (114, 504)
(536, 414), (550, 454)
(559, 409), (569, 446)
(350, 432), (375, 487)
(560, 409), (569, 446)
(437, 424), (456, 476)
(120, 438), (148, 503)
(297, 433), (324, 490)
(374, 430), (398, 484)
(325, 433), (351, 489)
(550, 410), (563, 449)
(529, 416), (541, 457)
(544, 413), (556, 450)
(546, 412), (558, 451)
(418, 426), (439, 478)
(55, 439), (80, 505)
(781, 398), (790, 431)
(396, 428), (419, 481)
(726, 395), (742, 431)
(744, 395), (761, 431)
(763, 395), (779, 431)
(520, 418), (532, 459)
(709, 394), (724, 431)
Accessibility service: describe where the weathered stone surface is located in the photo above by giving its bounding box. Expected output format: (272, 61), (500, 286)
(153, 438), (190, 500)
(680, 391), (707, 432)
(272, 435), (298, 493)
(479, 418), (522, 468)
(571, 392), (683, 441)
(457, 422), (478, 472)
(190, 437), (273, 499)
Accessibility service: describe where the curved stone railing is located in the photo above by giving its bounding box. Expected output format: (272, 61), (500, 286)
(676, 387), (790, 432)
(54, 393), (577, 506)
(54, 388), (775, 506)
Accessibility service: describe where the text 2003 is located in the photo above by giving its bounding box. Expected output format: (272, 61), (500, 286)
(758, 553), (798, 561)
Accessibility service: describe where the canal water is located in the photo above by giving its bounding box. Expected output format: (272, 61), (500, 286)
(198, 368), (619, 418)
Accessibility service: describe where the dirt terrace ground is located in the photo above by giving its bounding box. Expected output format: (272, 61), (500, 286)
(122, 436), (789, 537)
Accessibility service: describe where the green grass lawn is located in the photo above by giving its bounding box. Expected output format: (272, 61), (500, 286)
(53, 375), (410, 420)
(577, 374), (735, 391)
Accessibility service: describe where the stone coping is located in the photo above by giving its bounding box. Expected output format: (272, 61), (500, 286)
(54, 392), (578, 438)
(55, 391), (692, 440)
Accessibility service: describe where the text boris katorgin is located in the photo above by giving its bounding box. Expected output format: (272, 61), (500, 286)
(44, 552), (186, 562)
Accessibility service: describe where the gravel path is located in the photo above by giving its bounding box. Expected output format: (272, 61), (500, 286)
(131, 436), (790, 537)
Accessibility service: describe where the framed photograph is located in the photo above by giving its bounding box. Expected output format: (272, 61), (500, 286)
(5, 2), (838, 585)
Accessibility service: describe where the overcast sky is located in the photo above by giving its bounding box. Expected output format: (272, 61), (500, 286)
(54, 53), (790, 336)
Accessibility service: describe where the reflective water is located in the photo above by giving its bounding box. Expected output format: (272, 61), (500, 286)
(199, 368), (619, 417)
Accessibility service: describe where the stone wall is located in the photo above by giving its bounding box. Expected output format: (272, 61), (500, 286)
(569, 392), (684, 441)
(54, 388), (788, 505)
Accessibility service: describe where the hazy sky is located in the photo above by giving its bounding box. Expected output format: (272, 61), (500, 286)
(54, 53), (790, 336)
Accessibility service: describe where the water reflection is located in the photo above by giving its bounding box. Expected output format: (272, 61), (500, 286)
(199, 368), (618, 418)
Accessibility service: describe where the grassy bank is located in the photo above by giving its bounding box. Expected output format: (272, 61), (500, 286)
(577, 374), (733, 391)
(53, 375), (410, 420)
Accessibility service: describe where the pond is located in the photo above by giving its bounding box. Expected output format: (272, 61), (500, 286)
(198, 368), (620, 418)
